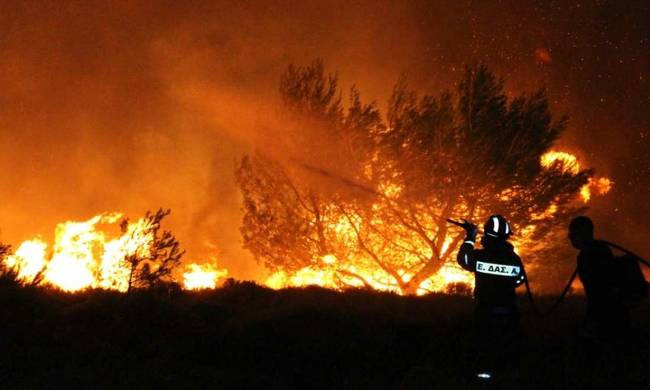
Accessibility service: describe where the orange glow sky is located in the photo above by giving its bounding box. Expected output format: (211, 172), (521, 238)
(0, 1), (648, 279)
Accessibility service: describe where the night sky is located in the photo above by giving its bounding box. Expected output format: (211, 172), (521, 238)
(0, 0), (648, 279)
(402, 1), (650, 252)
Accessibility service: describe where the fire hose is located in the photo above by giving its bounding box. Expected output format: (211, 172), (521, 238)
(523, 266), (578, 318)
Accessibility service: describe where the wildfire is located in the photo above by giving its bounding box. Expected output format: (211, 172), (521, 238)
(265, 260), (472, 296)
(4, 239), (48, 283)
(266, 267), (342, 290)
(264, 150), (613, 295)
(580, 177), (613, 203)
(540, 151), (581, 174)
(419, 262), (473, 293)
(0, 150), (611, 296)
(1, 212), (224, 292)
(540, 150), (612, 202)
(264, 211), (475, 294)
(183, 262), (228, 290)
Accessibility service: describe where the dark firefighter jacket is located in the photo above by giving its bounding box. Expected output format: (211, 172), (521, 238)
(457, 240), (525, 307)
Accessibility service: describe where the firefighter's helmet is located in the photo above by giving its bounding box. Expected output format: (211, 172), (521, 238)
(483, 215), (512, 239)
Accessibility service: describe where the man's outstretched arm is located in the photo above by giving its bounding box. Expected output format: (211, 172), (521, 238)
(456, 220), (478, 272)
(457, 241), (477, 272)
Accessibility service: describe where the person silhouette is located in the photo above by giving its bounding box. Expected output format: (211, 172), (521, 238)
(456, 215), (525, 381)
(568, 216), (630, 340)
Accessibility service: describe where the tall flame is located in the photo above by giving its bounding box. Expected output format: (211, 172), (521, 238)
(2, 212), (225, 292)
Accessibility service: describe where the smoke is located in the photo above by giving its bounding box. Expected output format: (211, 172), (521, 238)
(0, 1), (418, 279)
(0, 1), (647, 280)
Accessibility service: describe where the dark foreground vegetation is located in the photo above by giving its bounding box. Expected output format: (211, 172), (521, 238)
(1, 276), (649, 389)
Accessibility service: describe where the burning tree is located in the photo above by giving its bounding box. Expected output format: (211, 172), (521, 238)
(122, 209), (185, 293)
(237, 61), (598, 295)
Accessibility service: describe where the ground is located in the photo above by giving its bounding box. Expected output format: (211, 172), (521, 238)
(1, 279), (649, 389)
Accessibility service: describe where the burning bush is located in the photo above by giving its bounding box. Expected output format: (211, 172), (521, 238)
(0, 242), (19, 287)
(0, 209), (231, 293)
(2, 209), (185, 292)
(183, 262), (228, 290)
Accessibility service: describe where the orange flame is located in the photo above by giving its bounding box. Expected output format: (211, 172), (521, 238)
(264, 150), (613, 295)
(1, 212), (222, 292)
(0, 151), (611, 295)
(580, 177), (613, 203)
(540, 150), (581, 174)
(540, 150), (612, 202)
(264, 215), (475, 294)
(4, 213), (141, 291)
(4, 239), (48, 283)
(183, 262), (228, 290)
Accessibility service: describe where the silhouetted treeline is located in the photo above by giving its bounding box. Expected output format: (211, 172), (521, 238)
(1, 279), (649, 388)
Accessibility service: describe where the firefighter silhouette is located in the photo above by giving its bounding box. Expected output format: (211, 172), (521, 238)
(569, 216), (630, 339)
(456, 215), (525, 380)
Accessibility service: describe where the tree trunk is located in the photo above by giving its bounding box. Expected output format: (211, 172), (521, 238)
(400, 257), (448, 295)
(127, 261), (136, 294)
